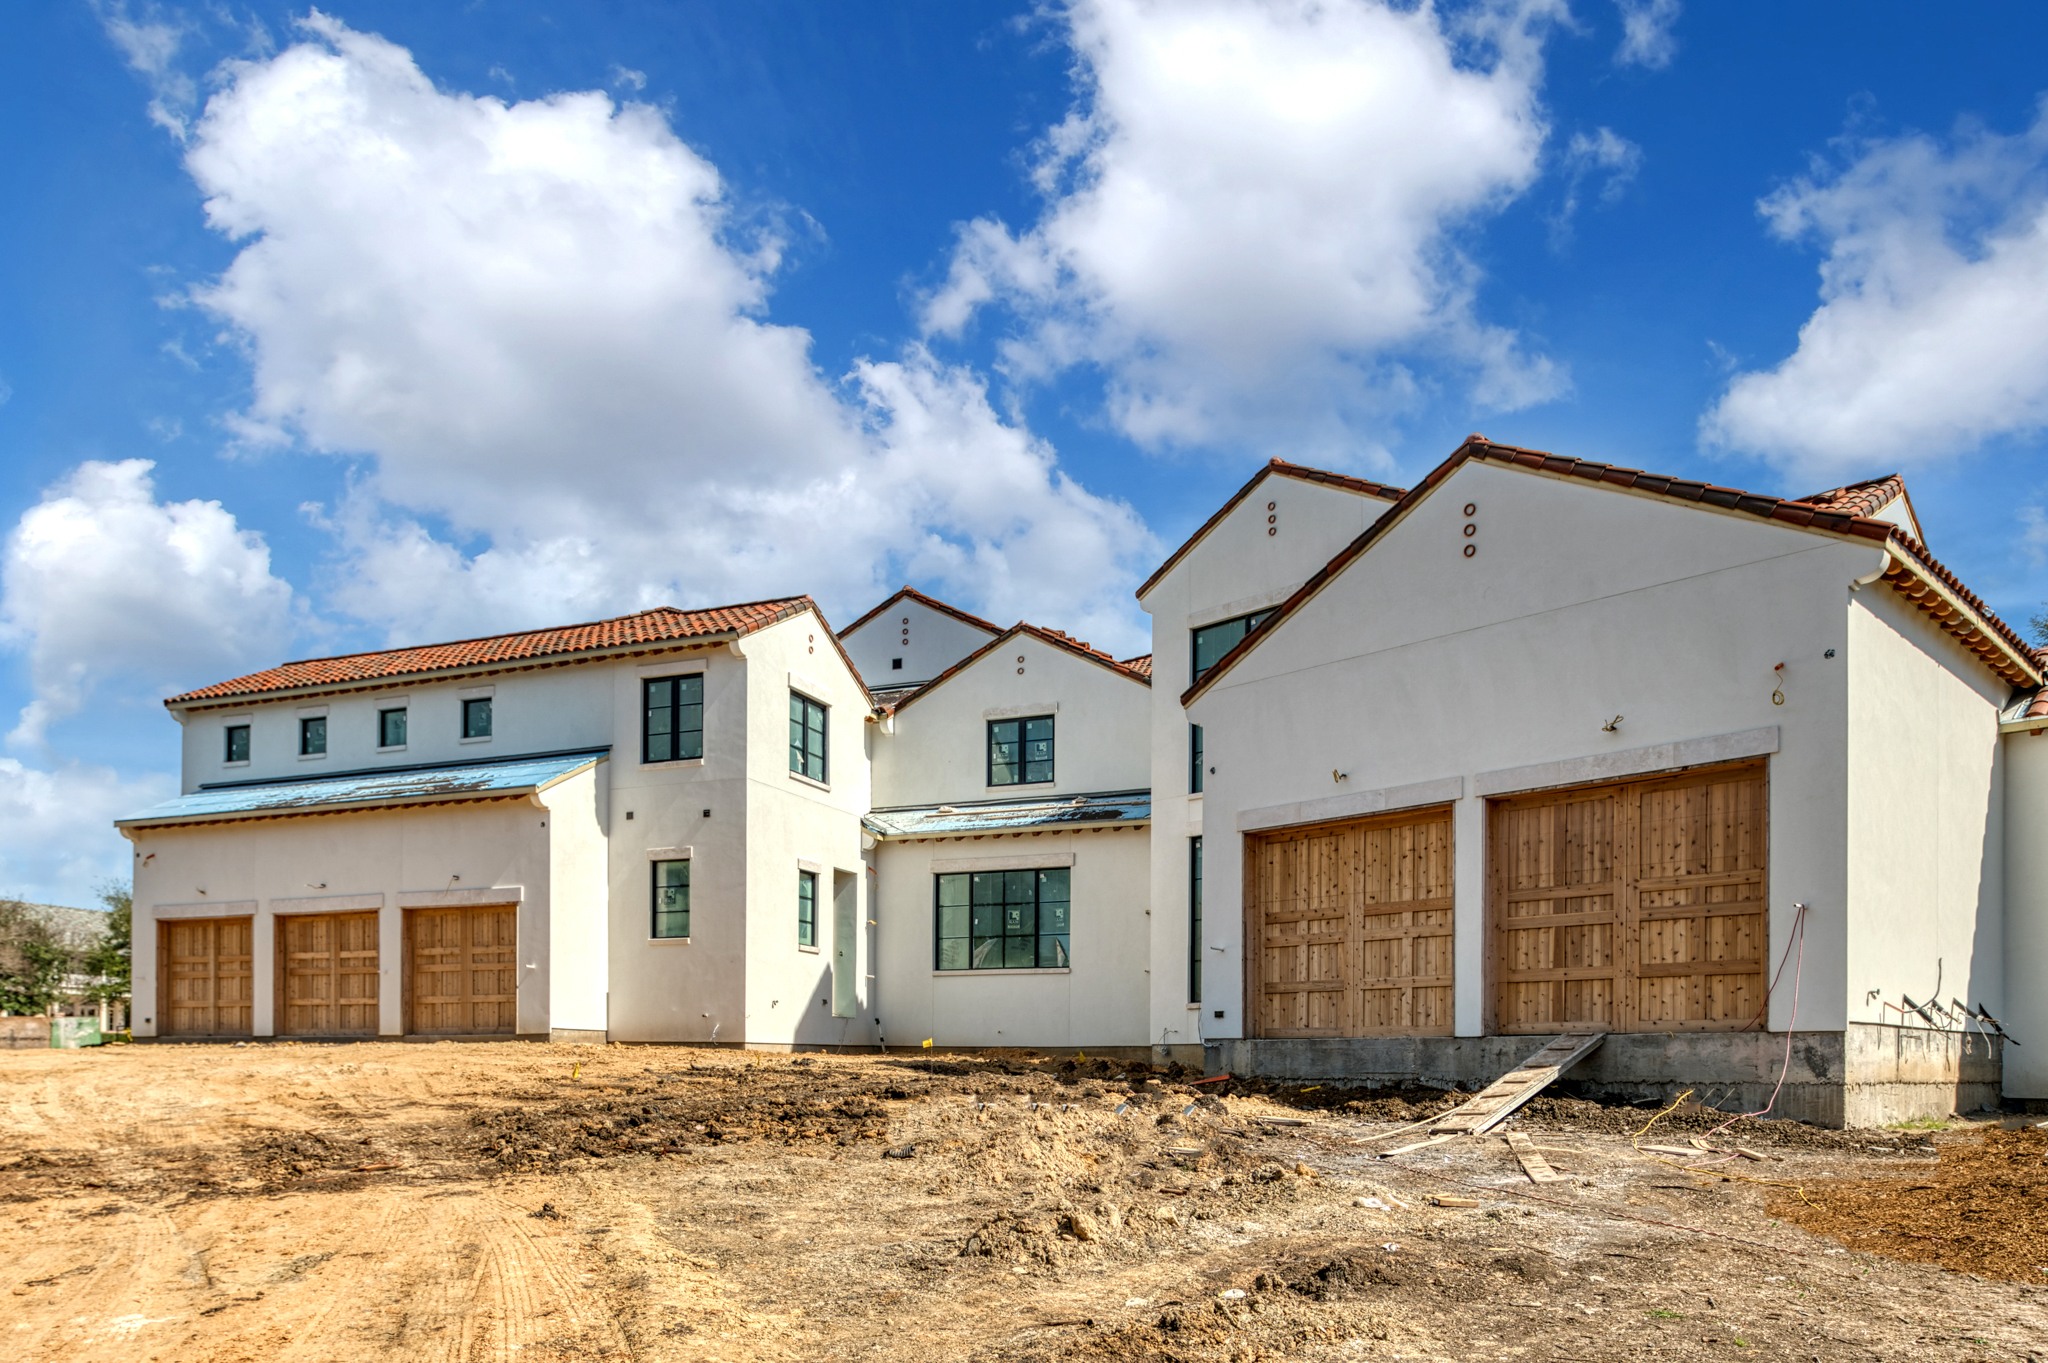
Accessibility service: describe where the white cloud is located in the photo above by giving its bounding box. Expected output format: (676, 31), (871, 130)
(0, 759), (171, 909)
(610, 65), (648, 92)
(1550, 126), (1641, 246)
(93, 1), (197, 138)
(1703, 104), (2048, 480)
(0, 460), (296, 747)
(182, 17), (1154, 651)
(1613, 0), (1680, 70)
(920, 0), (1567, 461)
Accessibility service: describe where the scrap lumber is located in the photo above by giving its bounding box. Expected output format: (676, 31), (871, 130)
(1426, 1034), (1606, 1136)
(1378, 1133), (1462, 1158)
(1504, 1131), (1567, 1184)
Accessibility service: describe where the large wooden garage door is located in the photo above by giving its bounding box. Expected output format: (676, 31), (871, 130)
(279, 913), (380, 1037)
(160, 918), (253, 1037)
(406, 906), (517, 1036)
(1250, 807), (1453, 1038)
(1492, 760), (1766, 1034)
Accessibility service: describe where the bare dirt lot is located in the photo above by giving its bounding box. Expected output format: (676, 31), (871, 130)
(3, 1042), (2045, 1362)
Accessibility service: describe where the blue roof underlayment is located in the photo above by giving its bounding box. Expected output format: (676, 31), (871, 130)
(116, 749), (610, 827)
(863, 789), (1150, 838)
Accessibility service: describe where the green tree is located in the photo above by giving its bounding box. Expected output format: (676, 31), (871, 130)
(0, 899), (74, 1016)
(85, 881), (132, 1006)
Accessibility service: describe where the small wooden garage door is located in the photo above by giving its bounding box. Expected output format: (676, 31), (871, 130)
(160, 918), (253, 1037)
(279, 913), (380, 1037)
(406, 906), (517, 1036)
(1250, 807), (1453, 1038)
(1491, 760), (1766, 1034)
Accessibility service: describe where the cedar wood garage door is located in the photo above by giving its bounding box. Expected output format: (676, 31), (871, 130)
(405, 905), (517, 1036)
(1491, 759), (1767, 1034)
(278, 912), (379, 1037)
(1250, 806), (1453, 1038)
(159, 917), (253, 1037)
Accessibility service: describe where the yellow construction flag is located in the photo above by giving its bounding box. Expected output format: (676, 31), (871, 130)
(922, 1038), (934, 1049)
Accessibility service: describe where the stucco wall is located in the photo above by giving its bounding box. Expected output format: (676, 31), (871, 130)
(872, 826), (1151, 1049)
(2002, 728), (2048, 1099)
(541, 764), (609, 1036)
(1183, 460), (1878, 1040)
(840, 594), (998, 689)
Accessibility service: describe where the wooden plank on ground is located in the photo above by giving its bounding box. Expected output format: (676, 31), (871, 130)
(1504, 1131), (1567, 1184)
(1427, 1033), (1606, 1135)
(1378, 1133), (1462, 1158)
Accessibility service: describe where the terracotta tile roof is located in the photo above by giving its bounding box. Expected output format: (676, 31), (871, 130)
(168, 597), (823, 706)
(1136, 458), (1406, 600)
(1796, 474), (1907, 520)
(891, 621), (1152, 715)
(840, 585), (1004, 639)
(1182, 437), (2042, 705)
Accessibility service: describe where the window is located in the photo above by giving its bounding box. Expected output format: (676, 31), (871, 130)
(643, 675), (704, 763)
(224, 725), (250, 763)
(379, 708), (407, 748)
(987, 715), (1054, 786)
(1189, 837), (1203, 1003)
(935, 868), (1070, 970)
(463, 697), (492, 739)
(789, 692), (827, 782)
(652, 860), (690, 938)
(1189, 723), (1204, 794)
(797, 870), (818, 947)
(299, 716), (326, 756)
(1191, 608), (1277, 681)
(891, 658), (903, 670)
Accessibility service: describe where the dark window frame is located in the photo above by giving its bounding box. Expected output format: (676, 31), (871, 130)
(797, 870), (818, 948)
(789, 692), (828, 783)
(379, 707), (407, 748)
(1189, 836), (1203, 1004)
(986, 714), (1055, 787)
(1189, 723), (1204, 794)
(299, 715), (326, 756)
(462, 697), (493, 739)
(642, 674), (705, 764)
(933, 867), (1071, 971)
(651, 859), (690, 939)
(224, 725), (250, 763)
(1190, 608), (1277, 682)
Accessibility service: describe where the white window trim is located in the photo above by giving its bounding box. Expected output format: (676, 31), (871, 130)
(459, 735), (493, 745)
(295, 703), (330, 718)
(795, 858), (825, 874)
(457, 684), (495, 699)
(789, 770), (830, 793)
(297, 751), (328, 762)
(646, 935), (692, 946)
(376, 745), (408, 754)
(986, 780), (1055, 793)
(223, 759), (251, 769)
(647, 846), (693, 861)
(933, 967), (1071, 977)
(799, 944), (821, 955)
(640, 757), (705, 772)
(932, 852), (1075, 873)
(983, 702), (1059, 720)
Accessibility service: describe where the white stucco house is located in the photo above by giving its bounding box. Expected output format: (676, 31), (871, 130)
(116, 438), (2048, 1123)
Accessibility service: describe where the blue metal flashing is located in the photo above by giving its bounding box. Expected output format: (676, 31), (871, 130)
(117, 749), (609, 828)
(864, 789), (1150, 839)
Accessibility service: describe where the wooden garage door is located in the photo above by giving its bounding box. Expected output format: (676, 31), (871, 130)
(160, 918), (253, 1037)
(406, 906), (517, 1036)
(279, 913), (380, 1037)
(1492, 760), (1766, 1034)
(1250, 807), (1453, 1038)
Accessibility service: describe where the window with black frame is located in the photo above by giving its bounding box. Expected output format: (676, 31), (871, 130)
(1190, 608), (1277, 681)
(987, 715), (1054, 785)
(643, 674), (704, 763)
(224, 724), (250, 763)
(651, 859), (689, 938)
(934, 868), (1070, 970)
(1189, 836), (1203, 1003)
(379, 707), (407, 747)
(797, 870), (818, 947)
(789, 692), (827, 782)
(463, 697), (492, 738)
(299, 715), (326, 755)
(1189, 722), (1204, 793)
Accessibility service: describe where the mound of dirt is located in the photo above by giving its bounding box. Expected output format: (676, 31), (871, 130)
(1768, 1125), (2048, 1280)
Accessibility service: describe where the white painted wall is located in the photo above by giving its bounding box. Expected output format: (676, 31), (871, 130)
(1183, 460), (1888, 1040)
(840, 595), (999, 689)
(871, 828), (1151, 1048)
(541, 764), (609, 1034)
(2002, 729), (2048, 1099)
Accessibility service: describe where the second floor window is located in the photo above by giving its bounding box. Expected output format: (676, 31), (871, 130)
(652, 859), (690, 938)
(1189, 723), (1204, 793)
(790, 692), (827, 782)
(1191, 608), (1277, 681)
(644, 675), (704, 763)
(379, 708), (407, 747)
(463, 697), (493, 739)
(224, 725), (250, 763)
(797, 870), (818, 947)
(299, 716), (326, 756)
(988, 715), (1054, 786)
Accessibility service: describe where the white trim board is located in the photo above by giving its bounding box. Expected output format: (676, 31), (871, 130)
(1237, 777), (1464, 834)
(152, 900), (256, 919)
(396, 886), (526, 909)
(1472, 726), (1780, 798)
(931, 851), (1077, 873)
(269, 892), (384, 915)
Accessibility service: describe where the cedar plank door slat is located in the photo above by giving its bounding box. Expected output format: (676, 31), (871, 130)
(281, 913), (380, 1036)
(160, 918), (253, 1037)
(1251, 806), (1453, 1039)
(1491, 759), (1767, 1035)
(407, 906), (517, 1036)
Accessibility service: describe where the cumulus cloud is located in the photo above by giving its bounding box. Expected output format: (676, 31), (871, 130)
(93, 1), (199, 138)
(921, 0), (1566, 462)
(0, 759), (171, 908)
(1703, 103), (2048, 479)
(183, 15), (1153, 652)
(0, 460), (297, 747)
(1613, 0), (1680, 70)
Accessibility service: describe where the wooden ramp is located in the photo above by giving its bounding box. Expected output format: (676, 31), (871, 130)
(1426, 1034), (1606, 1136)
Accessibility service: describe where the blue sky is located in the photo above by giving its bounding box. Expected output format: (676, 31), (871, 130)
(5, 0), (2048, 906)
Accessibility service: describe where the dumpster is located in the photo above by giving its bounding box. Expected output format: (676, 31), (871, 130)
(51, 1016), (103, 1048)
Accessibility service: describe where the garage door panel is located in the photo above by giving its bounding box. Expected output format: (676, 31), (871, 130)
(407, 906), (517, 1036)
(282, 912), (379, 1037)
(160, 918), (253, 1037)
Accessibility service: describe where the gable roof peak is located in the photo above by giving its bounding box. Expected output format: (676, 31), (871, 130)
(839, 584), (1004, 639)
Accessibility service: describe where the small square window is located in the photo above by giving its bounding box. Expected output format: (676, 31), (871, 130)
(299, 715), (326, 756)
(379, 707), (407, 747)
(988, 715), (1054, 786)
(224, 724), (250, 763)
(891, 658), (903, 670)
(463, 697), (493, 739)
(652, 860), (690, 939)
(797, 869), (818, 948)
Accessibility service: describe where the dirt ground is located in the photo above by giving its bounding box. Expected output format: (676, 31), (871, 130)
(3, 1043), (2046, 1362)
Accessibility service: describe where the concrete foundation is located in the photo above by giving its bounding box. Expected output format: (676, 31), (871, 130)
(1206, 1024), (2002, 1129)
